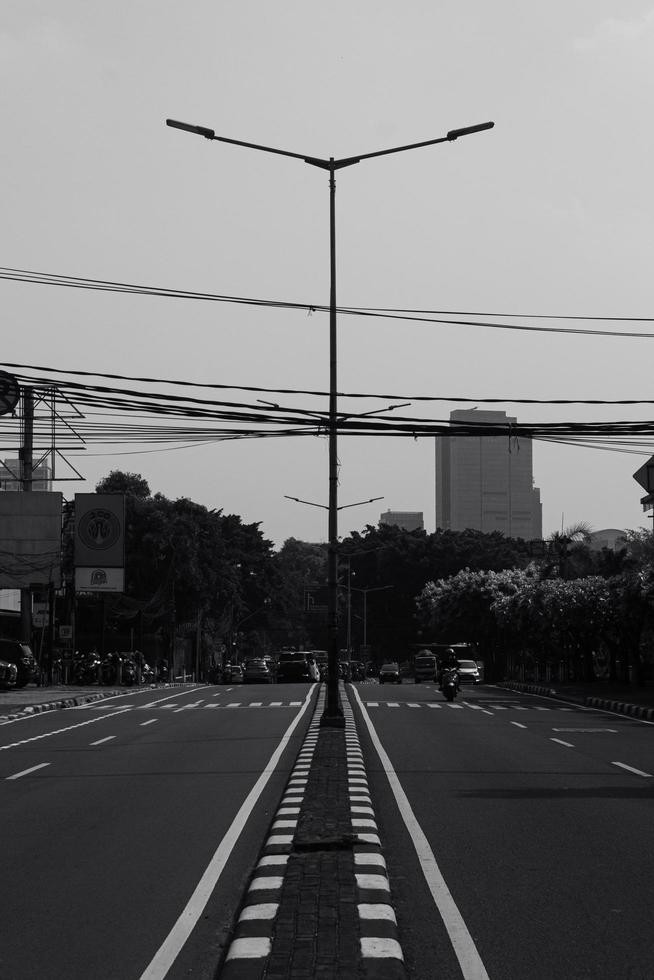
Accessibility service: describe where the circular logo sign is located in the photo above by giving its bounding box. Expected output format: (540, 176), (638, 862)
(78, 509), (121, 551)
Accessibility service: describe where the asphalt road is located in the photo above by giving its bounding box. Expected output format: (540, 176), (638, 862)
(351, 680), (654, 980)
(0, 683), (317, 980)
(3, 680), (653, 979)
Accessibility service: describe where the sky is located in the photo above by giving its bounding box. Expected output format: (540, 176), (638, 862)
(3, 1), (654, 549)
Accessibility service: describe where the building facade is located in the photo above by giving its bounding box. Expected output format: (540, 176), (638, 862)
(436, 409), (542, 540)
(379, 510), (424, 532)
(1, 458), (52, 492)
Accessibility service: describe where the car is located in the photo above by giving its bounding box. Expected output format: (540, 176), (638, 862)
(276, 651), (320, 683)
(243, 658), (273, 684)
(223, 663), (244, 684)
(0, 639), (38, 687)
(0, 658), (18, 689)
(379, 662), (401, 684)
(456, 659), (481, 684)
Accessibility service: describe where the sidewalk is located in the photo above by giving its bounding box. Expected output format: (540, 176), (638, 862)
(0, 682), (197, 721)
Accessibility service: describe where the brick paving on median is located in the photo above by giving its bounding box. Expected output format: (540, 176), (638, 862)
(264, 726), (360, 979)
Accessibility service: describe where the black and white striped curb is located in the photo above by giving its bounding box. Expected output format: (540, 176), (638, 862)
(343, 695), (406, 976)
(585, 696), (654, 721)
(501, 681), (557, 699)
(0, 690), (122, 722)
(0, 683), (198, 723)
(501, 681), (654, 721)
(220, 687), (325, 975)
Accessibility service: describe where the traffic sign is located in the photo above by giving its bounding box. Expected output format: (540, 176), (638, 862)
(633, 456), (654, 493)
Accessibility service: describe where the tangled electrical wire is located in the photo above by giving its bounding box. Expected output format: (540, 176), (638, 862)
(2, 266), (654, 459)
(1, 362), (654, 460)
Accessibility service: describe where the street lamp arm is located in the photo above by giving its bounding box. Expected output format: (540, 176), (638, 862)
(167, 118), (494, 170)
(344, 122), (494, 165)
(337, 496), (384, 512)
(166, 119), (311, 162)
(284, 494), (328, 510)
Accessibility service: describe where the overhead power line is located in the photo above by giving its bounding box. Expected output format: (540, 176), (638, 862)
(2, 265), (654, 338)
(5, 361), (654, 407)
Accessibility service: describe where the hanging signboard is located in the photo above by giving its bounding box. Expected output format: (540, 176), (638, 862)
(74, 494), (125, 567)
(0, 492), (62, 588)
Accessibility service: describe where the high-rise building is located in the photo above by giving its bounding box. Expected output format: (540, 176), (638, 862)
(379, 510), (424, 532)
(1, 458), (52, 492)
(436, 409), (542, 539)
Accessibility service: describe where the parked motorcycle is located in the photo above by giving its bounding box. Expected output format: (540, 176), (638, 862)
(121, 658), (137, 687)
(72, 650), (101, 685)
(101, 652), (124, 686)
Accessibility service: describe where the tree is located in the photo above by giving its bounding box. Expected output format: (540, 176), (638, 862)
(337, 524), (532, 662)
(80, 472), (278, 665)
(270, 538), (329, 649)
(96, 470), (151, 498)
(417, 567), (532, 679)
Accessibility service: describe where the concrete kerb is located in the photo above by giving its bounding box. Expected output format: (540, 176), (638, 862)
(0, 682), (198, 723)
(501, 680), (654, 722)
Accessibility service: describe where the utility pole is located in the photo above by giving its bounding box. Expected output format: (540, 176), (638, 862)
(20, 387), (34, 644)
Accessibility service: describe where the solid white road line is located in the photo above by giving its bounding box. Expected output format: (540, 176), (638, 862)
(351, 686), (491, 980)
(139, 684), (316, 980)
(612, 761), (652, 777)
(7, 762), (51, 780)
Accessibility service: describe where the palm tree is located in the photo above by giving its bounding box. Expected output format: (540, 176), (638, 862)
(545, 522), (594, 579)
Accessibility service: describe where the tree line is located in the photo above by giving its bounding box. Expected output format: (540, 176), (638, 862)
(77, 471), (654, 684)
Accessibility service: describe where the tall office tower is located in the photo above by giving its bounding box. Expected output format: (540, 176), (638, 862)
(379, 510), (424, 532)
(0, 458), (52, 492)
(435, 409), (542, 539)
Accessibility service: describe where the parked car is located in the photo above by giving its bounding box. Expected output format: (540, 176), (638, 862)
(0, 658), (18, 689)
(276, 651), (320, 683)
(379, 662), (401, 685)
(457, 659), (481, 684)
(0, 639), (38, 687)
(243, 658), (273, 684)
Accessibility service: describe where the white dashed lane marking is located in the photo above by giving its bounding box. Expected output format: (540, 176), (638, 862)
(6, 762), (51, 780)
(612, 761), (652, 778)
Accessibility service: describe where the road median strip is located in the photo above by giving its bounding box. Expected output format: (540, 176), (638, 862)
(220, 685), (406, 979)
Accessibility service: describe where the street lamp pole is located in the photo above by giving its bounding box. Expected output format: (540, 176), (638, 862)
(166, 117), (494, 726)
(350, 584), (394, 649)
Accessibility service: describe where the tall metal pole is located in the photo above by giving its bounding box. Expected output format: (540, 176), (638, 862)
(323, 161), (344, 724)
(20, 387), (34, 644)
(165, 117), (494, 723)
